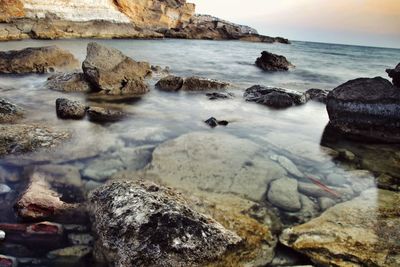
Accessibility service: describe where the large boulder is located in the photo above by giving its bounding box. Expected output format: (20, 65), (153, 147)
(143, 132), (287, 201)
(326, 77), (400, 143)
(244, 85), (307, 109)
(89, 180), (242, 267)
(0, 46), (79, 74)
(0, 98), (24, 123)
(386, 63), (400, 87)
(255, 51), (293, 71)
(82, 42), (151, 96)
(280, 189), (400, 267)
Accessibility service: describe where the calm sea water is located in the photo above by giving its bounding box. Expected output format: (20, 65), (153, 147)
(0, 39), (399, 265)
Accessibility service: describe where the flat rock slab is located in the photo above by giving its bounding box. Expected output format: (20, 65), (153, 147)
(280, 188), (400, 267)
(144, 132), (288, 201)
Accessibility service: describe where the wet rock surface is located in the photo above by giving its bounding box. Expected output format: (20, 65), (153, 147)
(86, 107), (126, 123)
(155, 75), (184, 91)
(82, 42), (151, 96)
(55, 98), (87, 120)
(46, 72), (92, 93)
(89, 180), (242, 267)
(244, 85), (307, 109)
(255, 51), (293, 71)
(386, 62), (400, 87)
(280, 188), (400, 267)
(304, 88), (329, 103)
(0, 46), (79, 74)
(0, 98), (24, 123)
(326, 77), (400, 143)
(156, 75), (229, 91)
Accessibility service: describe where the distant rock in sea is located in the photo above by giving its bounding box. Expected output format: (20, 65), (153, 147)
(256, 51), (294, 71)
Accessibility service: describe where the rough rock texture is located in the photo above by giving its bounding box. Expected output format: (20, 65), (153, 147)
(326, 77), (400, 143)
(386, 63), (400, 87)
(244, 85), (307, 109)
(0, 124), (70, 156)
(155, 75), (184, 91)
(55, 98), (87, 120)
(144, 132), (287, 201)
(304, 88), (329, 103)
(164, 14), (289, 44)
(0, 46), (79, 74)
(89, 180), (242, 267)
(280, 189), (400, 267)
(86, 107), (126, 123)
(156, 75), (229, 91)
(255, 51), (293, 71)
(0, 98), (24, 123)
(82, 42), (151, 96)
(46, 72), (92, 93)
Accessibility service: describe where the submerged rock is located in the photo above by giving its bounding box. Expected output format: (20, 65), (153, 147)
(89, 180), (242, 267)
(86, 106), (126, 123)
(268, 178), (301, 212)
(255, 51), (293, 71)
(155, 75), (184, 91)
(55, 98), (87, 120)
(0, 46), (79, 74)
(82, 42), (151, 96)
(46, 72), (92, 93)
(0, 98), (24, 123)
(326, 77), (400, 143)
(280, 189), (400, 267)
(244, 85), (306, 109)
(386, 62), (400, 87)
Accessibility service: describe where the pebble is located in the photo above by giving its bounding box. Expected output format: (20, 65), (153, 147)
(0, 184), (11, 195)
(268, 178), (301, 212)
(276, 155), (304, 178)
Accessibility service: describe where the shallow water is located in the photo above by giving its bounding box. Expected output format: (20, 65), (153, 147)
(0, 39), (399, 266)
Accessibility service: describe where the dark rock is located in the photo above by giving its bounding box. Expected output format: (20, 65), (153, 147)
(217, 120), (229, 126)
(181, 76), (229, 91)
(46, 72), (92, 93)
(244, 85), (306, 108)
(0, 46), (79, 74)
(255, 51), (293, 71)
(204, 117), (229, 128)
(86, 106), (126, 123)
(155, 75), (183, 91)
(386, 63), (400, 87)
(0, 98), (23, 123)
(55, 98), (87, 120)
(89, 180), (241, 267)
(326, 77), (400, 143)
(0, 255), (16, 267)
(82, 42), (151, 96)
(206, 92), (234, 100)
(304, 88), (329, 103)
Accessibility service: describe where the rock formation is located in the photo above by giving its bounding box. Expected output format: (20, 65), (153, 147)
(0, 98), (24, 123)
(55, 98), (87, 120)
(255, 51), (293, 71)
(326, 77), (400, 143)
(156, 75), (229, 91)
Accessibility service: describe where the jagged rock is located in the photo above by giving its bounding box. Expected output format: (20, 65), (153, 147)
(267, 178), (301, 212)
(181, 76), (229, 91)
(0, 124), (70, 156)
(386, 63), (400, 87)
(326, 77), (400, 143)
(55, 98), (87, 120)
(0, 98), (23, 123)
(304, 88), (329, 103)
(155, 75), (184, 91)
(0, 46), (79, 74)
(89, 180), (242, 267)
(46, 72), (92, 93)
(86, 106), (126, 123)
(244, 85), (306, 109)
(255, 51), (293, 71)
(143, 132), (287, 201)
(82, 42), (151, 96)
(280, 189), (400, 267)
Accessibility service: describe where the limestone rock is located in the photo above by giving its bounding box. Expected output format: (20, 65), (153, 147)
(386, 62), (400, 87)
(82, 42), (151, 96)
(55, 98), (87, 120)
(326, 77), (400, 143)
(255, 51), (293, 71)
(155, 75), (184, 91)
(89, 180), (242, 267)
(181, 76), (229, 91)
(0, 46), (79, 74)
(46, 72), (92, 93)
(0, 98), (24, 123)
(280, 189), (400, 267)
(144, 132), (287, 201)
(267, 178), (301, 212)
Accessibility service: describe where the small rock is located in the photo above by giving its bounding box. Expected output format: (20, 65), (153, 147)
(204, 117), (229, 128)
(56, 98), (87, 120)
(47, 245), (92, 259)
(304, 88), (329, 103)
(0, 98), (24, 123)
(337, 149), (356, 161)
(376, 173), (399, 191)
(155, 75), (184, 91)
(181, 76), (229, 91)
(255, 51), (293, 71)
(87, 106), (126, 123)
(284, 194), (319, 224)
(47, 72), (92, 93)
(0, 184), (11, 195)
(206, 92), (234, 100)
(268, 178), (301, 212)
(318, 197), (336, 211)
(276, 156), (303, 178)
(82, 157), (125, 182)
(386, 62), (400, 87)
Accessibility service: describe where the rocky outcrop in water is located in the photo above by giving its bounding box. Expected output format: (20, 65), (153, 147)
(304, 88), (329, 103)
(0, 46), (79, 74)
(0, 98), (24, 123)
(280, 188), (400, 267)
(386, 62), (400, 87)
(89, 180), (242, 267)
(326, 77), (400, 143)
(156, 75), (229, 91)
(255, 51), (293, 71)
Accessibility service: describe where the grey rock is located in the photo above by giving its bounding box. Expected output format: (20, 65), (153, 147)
(47, 72), (92, 93)
(155, 75), (184, 91)
(284, 194), (320, 225)
(268, 178), (301, 212)
(318, 197), (337, 211)
(304, 88), (329, 103)
(337, 149), (356, 161)
(255, 51), (293, 71)
(386, 62), (400, 87)
(276, 156), (304, 178)
(0, 98), (24, 123)
(345, 170), (375, 193)
(83, 180), (103, 193)
(56, 98), (87, 120)
(82, 157), (125, 182)
(89, 180), (242, 267)
(325, 173), (347, 186)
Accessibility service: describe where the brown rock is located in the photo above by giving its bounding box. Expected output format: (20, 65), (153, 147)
(55, 98), (87, 120)
(87, 106), (126, 123)
(155, 75), (184, 91)
(0, 98), (23, 123)
(0, 46), (79, 74)
(181, 76), (229, 91)
(0, 0), (24, 22)
(46, 72), (92, 93)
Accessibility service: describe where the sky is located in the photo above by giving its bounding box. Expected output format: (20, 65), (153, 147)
(190, 0), (400, 48)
